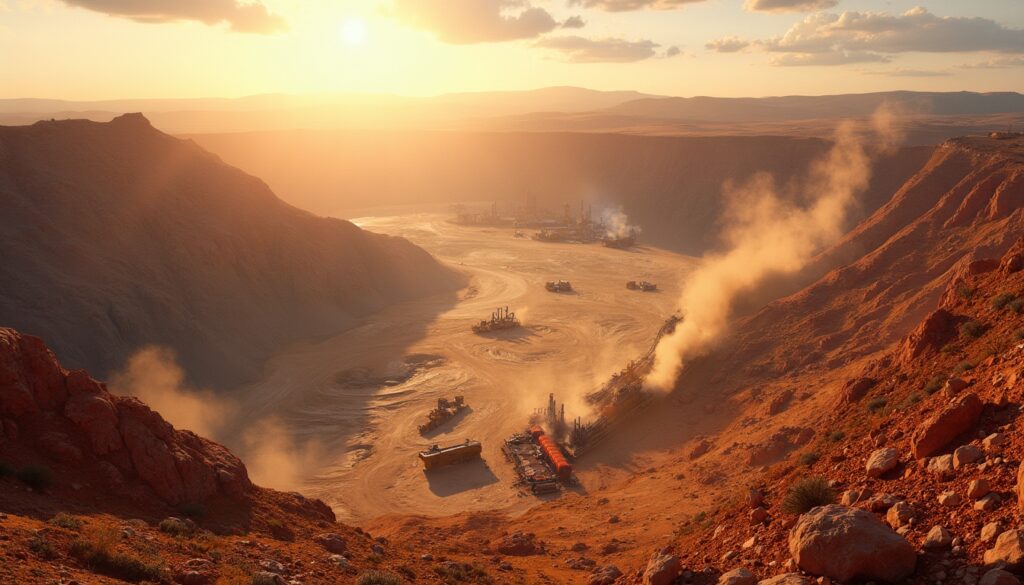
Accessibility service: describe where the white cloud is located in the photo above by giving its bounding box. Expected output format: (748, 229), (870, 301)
(533, 35), (661, 62)
(58, 0), (286, 34)
(390, 0), (558, 44)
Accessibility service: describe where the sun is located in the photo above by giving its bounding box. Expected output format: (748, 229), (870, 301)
(340, 18), (368, 46)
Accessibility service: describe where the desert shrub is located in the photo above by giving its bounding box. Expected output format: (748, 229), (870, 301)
(827, 430), (846, 442)
(960, 321), (985, 339)
(432, 563), (493, 585)
(70, 526), (162, 583)
(396, 565), (417, 580)
(798, 451), (820, 467)
(992, 292), (1017, 310)
(158, 517), (194, 538)
(781, 477), (836, 515)
(1010, 298), (1024, 314)
(0, 461), (13, 478)
(867, 397), (887, 413)
(924, 374), (946, 395)
(357, 570), (403, 585)
(954, 360), (975, 374)
(957, 284), (976, 300)
(17, 465), (53, 491)
(50, 512), (83, 531)
(900, 393), (923, 409)
(29, 535), (57, 559)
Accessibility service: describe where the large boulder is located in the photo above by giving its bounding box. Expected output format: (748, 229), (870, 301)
(789, 504), (916, 582)
(642, 552), (680, 585)
(910, 393), (984, 458)
(840, 377), (876, 405)
(898, 309), (958, 365)
(985, 530), (1024, 570)
(866, 448), (899, 478)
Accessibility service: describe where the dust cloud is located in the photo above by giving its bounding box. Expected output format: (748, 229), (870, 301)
(110, 347), (321, 491)
(600, 205), (640, 239)
(645, 107), (902, 392)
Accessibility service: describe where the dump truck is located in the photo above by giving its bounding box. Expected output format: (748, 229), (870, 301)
(419, 439), (482, 470)
(419, 396), (468, 434)
(545, 280), (573, 293)
(472, 306), (521, 333)
(626, 280), (657, 292)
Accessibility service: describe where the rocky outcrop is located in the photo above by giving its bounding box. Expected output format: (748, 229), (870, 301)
(0, 328), (250, 506)
(985, 530), (1024, 570)
(789, 505), (916, 582)
(898, 309), (959, 366)
(910, 393), (984, 458)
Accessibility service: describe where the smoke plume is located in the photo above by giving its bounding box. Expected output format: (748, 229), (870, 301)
(601, 205), (640, 239)
(645, 107), (901, 392)
(110, 347), (321, 491)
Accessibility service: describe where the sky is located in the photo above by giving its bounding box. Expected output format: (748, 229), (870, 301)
(1, 0), (1022, 100)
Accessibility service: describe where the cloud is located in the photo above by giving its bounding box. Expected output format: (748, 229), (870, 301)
(756, 7), (1024, 66)
(666, 46), (681, 57)
(962, 56), (1024, 69)
(569, 0), (705, 10)
(865, 68), (951, 77)
(58, 0), (286, 34)
(743, 0), (837, 13)
(706, 37), (750, 53)
(533, 35), (662, 62)
(562, 15), (586, 29)
(389, 0), (558, 44)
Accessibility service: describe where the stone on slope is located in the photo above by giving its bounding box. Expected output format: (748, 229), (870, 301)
(719, 568), (756, 585)
(866, 448), (899, 478)
(790, 504), (916, 582)
(758, 575), (811, 585)
(981, 569), (1022, 585)
(984, 530), (1024, 570)
(923, 526), (953, 549)
(911, 393), (983, 459)
(642, 552), (680, 585)
(954, 445), (983, 468)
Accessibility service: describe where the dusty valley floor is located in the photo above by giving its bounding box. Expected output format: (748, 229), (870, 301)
(233, 214), (696, 524)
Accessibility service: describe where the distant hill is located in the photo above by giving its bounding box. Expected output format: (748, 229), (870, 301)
(0, 114), (464, 388)
(604, 91), (1024, 122)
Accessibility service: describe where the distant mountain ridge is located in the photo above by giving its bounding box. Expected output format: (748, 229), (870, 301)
(0, 114), (464, 388)
(2, 89), (1021, 135)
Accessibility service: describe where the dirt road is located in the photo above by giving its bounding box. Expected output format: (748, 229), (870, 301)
(236, 214), (694, 523)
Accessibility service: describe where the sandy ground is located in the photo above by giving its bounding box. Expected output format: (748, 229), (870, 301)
(235, 214), (695, 524)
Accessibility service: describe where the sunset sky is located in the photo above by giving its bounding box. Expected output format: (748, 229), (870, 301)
(2, 0), (1023, 100)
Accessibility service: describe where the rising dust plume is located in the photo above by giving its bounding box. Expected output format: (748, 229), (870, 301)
(110, 347), (321, 491)
(645, 107), (902, 392)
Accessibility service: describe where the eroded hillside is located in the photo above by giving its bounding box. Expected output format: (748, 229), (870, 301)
(0, 114), (465, 388)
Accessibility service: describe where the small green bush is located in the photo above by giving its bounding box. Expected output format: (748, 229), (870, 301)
(357, 570), (403, 585)
(1010, 298), (1024, 314)
(957, 284), (976, 300)
(924, 374), (946, 395)
(960, 321), (985, 339)
(781, 476), (836, 515)
(827, 430), (846, 442)
(29, 535), (57, 560)
(867, 397), (887, 413)
(158, 518), (193, 538)
(70, 526), (162, 583)
(50, 512), (83, 531)
(992, 292), (1017, 310)
(954, 360), (975, 374)
(17, 465), (53, 492)
(798, 451), (820, 467)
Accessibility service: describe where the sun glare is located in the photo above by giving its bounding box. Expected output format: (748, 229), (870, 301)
(340, 18), (368, 46)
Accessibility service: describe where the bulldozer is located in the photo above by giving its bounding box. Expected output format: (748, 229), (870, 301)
(419, 396), (468, 434)
(626, 280), (657, 292)
(545, 280), (573, 293)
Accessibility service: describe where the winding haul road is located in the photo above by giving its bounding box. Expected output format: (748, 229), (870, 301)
(237, 214), (694, 523)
